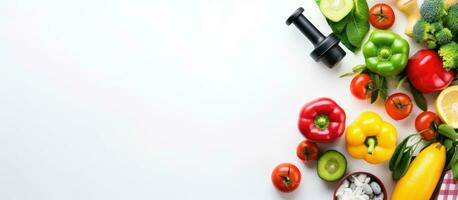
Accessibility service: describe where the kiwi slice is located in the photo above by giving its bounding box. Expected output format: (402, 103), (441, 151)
(317, 150), (347, 182)
(319, 0), (354, 22)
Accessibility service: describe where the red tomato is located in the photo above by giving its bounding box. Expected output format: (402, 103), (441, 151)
(350, 73), (374, 100)
(271, 163), (301, 192)
(296, 140), (319, 161)
(415, 111), (441, 140)
(369, 3), (395, 29)
(385, 93), (412, 120)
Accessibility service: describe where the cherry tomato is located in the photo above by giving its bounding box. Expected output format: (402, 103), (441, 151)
(415, 111), (442, 140)
(369, 3), (395, 29)
(296, 140), (319, 161)
(350, 73), (374, 100)
(385, 93), (412, 120)
(271, 163), (301, 192)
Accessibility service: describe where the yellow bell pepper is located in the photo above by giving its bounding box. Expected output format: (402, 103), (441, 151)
(391, 143), (446, 200)
(346, 112), (397, 164)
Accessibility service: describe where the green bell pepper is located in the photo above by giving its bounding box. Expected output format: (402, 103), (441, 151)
(362, 30), (410, 77)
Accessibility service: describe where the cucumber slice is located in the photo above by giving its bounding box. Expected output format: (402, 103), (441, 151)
(319, 0), (354, 22)
(317, 150), (347, 182)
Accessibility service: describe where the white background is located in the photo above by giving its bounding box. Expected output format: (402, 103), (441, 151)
(0, 0), (434, 199)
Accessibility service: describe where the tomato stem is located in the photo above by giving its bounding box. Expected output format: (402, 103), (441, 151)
(392, 98), (411, 111)
(303, 149), (312, 160)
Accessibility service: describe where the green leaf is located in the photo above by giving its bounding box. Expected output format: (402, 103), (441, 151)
(409, 82), (427, 111)
(352, 0), (369, 18)
(346, 10), (369, 47)
(338, 33), (358, 52)
(339, 65), (367, 78)
(339, 72), (356, 78)
(392, 149), (412, 180)
(328, 17), (348, 34)
(352, 65), (366, 73)
(397, 76), (408, 89)
(370, 74), (381, 103)
(438, 124), (458, 140)
(316, 0), (368, 52)
(370, 89), (379, 103)
(380, 77), (388, 100)
(389, 136), (410, 171)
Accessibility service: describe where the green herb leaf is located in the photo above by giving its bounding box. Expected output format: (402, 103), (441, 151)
(380, 77), (388, 101)
(328, 17), (348, 34)
(438, 124), (458, 140)
(346, 0), (369, 47)
(352, 0), (369, 18)
(397, 76), (408, 89)
(338, 33), (358, 52)
(389, 136), (410, 171)
(339, 65), (367, 78)
(409, 81), (427, 111)
(346, 11), (366, 47)
(339, 72), (356, 78)
(352, 65), (366, 73)
(392, 149), (412, 180)
(318, 0), (369, 52)
(370, 90), (378, 103)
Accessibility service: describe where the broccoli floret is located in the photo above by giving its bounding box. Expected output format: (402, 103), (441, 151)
(413, 19), (437, 49)
(432, 22), (444, 32)
(445, 4), (458, 34)
(439, 42), (458, 70)
(421, 0), (447, 22)
(436, 28), (453, 45)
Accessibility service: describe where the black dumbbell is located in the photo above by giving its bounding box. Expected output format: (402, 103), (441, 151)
(286, 7), (346, 68)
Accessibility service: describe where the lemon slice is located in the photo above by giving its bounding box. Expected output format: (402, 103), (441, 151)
(435, 85), (458, 128)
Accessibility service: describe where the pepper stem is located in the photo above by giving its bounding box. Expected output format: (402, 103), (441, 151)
(378, 48), (392, 60)
(365, 137), (377, 155)
(314, 114), (330, 130)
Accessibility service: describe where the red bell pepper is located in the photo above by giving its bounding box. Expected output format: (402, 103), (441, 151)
(407, 50), (455, 93)
(298, 98), (346, 143)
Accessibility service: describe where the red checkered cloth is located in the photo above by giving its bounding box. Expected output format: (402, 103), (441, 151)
(436, 170), (458, 200)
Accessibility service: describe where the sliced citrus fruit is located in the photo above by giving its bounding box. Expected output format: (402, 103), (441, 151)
(435, 85), (458, 128)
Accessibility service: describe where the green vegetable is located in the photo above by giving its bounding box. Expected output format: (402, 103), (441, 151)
(432, 21), (444, 32)
(448, 147), (458, 179)
(439, 42), (458, 70)
(319, 0), (354, 22)
(420, 0), (447, 22)
(438, 124), (458, 140)
(316, 0), (369, 52)
(317, 150), (347, 182)
(436, 28), (453, 45)
(452, 155), (458, 179)
(445, 4), (458, 35)
(362, 30), (410, 77)
(413, 19), (437, 49)
(445, 139), (454, 151)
